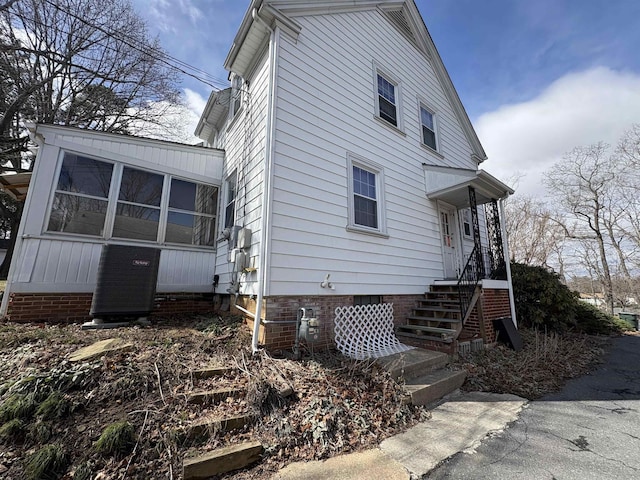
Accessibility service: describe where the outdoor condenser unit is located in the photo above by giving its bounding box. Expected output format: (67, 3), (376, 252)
(90, 244), (161, 319)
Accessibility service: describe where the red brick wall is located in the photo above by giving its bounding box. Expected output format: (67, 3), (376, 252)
(5, 292), (217, 324)
(233, 294), (424, 351)
(460, 288), (511, 344)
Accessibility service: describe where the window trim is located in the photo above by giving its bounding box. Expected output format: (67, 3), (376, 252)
(418, 99), (440, 153)
(373, 64), (404, 132)
(223, 170), (237, 230)
(45, 150), (218, 249)
(346, 153), (388, 238)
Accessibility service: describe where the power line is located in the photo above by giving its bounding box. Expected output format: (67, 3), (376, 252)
(31, 0), (229, 90)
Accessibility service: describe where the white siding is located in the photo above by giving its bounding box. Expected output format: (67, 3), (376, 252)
(214, 50), (271, 295)
(4, 126), (224, 299)
(267, 10), (477, 296)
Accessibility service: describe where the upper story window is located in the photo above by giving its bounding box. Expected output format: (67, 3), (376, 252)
(47, 152), (218, 247)
(224, 171), (237, 229)
(347, 154), (387, 237)
(230, 75), (243, 117)
(420, 105), (438, 151)
(376, 73), (398, 127)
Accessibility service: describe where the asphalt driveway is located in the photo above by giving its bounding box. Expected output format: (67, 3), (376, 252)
(426, 334), (640, 480)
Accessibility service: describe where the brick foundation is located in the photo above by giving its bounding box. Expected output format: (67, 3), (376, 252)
(4, 292), (217, 324)
(232, 294), (424, 351)
(459, 288), (511, 345)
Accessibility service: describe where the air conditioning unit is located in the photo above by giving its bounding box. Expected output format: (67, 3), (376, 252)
(90, 244), (161, 319)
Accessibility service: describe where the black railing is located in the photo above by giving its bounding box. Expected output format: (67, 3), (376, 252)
(457, 245), (484, 322)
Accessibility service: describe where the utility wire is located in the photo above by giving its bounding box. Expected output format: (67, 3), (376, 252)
(33, 0), (229, 90)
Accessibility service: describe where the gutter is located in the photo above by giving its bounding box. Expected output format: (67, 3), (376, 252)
(251, 9), (278, 354)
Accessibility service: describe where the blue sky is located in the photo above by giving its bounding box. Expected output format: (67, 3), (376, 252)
(132, 0), (640, 195)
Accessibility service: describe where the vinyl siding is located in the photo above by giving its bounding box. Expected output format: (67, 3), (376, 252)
(267, 9), (477, 296)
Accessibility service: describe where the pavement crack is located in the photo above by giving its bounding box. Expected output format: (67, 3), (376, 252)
(548, 432), (640, 472)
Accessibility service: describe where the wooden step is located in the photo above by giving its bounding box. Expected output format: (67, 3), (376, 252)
(184, 413), (254, 440)
(192, 365), (234, 380)
(398, 325), (458, 336)
(183, 440), (263, 479)
(407, 316), (461, 324)
(396, 331), (454, 344)
(403, 369), (467, 406)
(414, 306), (460, 315)
(187, 388), (244, 405)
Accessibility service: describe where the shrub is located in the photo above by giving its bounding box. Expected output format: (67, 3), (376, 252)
(95, 421), (135, 457)
(24, 444), (69, 480)
(72, 460), (93, 480)
(510, 263), (578, 331)
(574, 302), (631, 335)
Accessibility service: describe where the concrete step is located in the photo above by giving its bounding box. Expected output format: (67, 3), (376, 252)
(183, 440), (263, 479)
(403, 369), (467, 406)
(376, 347), (449, 381)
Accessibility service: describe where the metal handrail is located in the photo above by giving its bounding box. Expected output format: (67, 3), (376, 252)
(457, 245), (483, 322)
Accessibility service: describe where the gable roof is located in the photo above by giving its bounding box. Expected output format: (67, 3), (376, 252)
(225, 0), (487, 163)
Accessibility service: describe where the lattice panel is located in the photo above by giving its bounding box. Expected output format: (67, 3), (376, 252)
(334, 303), (414, 360)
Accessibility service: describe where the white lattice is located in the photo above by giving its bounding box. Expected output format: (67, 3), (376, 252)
(334, 303), (414, 360)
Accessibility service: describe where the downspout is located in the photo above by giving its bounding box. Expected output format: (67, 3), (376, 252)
(499, 196), (517, 328)
(251, 8), (277, 353)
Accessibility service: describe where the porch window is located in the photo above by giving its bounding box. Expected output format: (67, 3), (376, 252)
(166, 179), (218, 246)
(420, 105), (437, 151)
(113, 167), (163, 241)
(47, 151), (218, 248)
(347, 154), (387, 236)
(48, 154), (114, 236)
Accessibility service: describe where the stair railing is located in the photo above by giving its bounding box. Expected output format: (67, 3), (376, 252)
(457, 244), (483, 322)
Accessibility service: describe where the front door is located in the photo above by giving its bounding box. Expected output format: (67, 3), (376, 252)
(440, 207), (458, 279)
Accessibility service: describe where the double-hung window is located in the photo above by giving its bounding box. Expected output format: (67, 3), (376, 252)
(377, 73), (398, 127)
(420, 105), (437, 151)
(230, 75), (243, 117)
(461, 208), (473, 238)
(47, 151), (218, 248)
(347, 154), (387, 236)
(224, 171), (237, 229)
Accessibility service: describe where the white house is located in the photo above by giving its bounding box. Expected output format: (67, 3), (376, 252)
(2, 0), (515, 355)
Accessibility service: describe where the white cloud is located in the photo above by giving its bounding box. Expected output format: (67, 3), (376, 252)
(476, 67), (640, 197)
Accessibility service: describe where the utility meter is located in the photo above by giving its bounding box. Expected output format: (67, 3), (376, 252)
(298, 307), (320, 342)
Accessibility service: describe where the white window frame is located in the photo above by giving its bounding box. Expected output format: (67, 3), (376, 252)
(46, 150), (218, 249)
(230, 75), (243, 118)
(223, 170), (237, 230)
(418, 101), (439, 152)
(461, 208), (473, 239)
(373, 64), (404, 132)
(346, 153), (388, 237)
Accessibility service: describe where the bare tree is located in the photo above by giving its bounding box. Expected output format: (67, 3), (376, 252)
(544, 144), (617, 313)
(0, 0), (183, 277)
(504, 195), (565, 270)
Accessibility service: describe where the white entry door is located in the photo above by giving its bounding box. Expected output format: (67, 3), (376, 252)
(439, 207), (458, 279)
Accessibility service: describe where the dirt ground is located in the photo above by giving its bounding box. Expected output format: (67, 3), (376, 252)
(0, 315), (427, 479)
